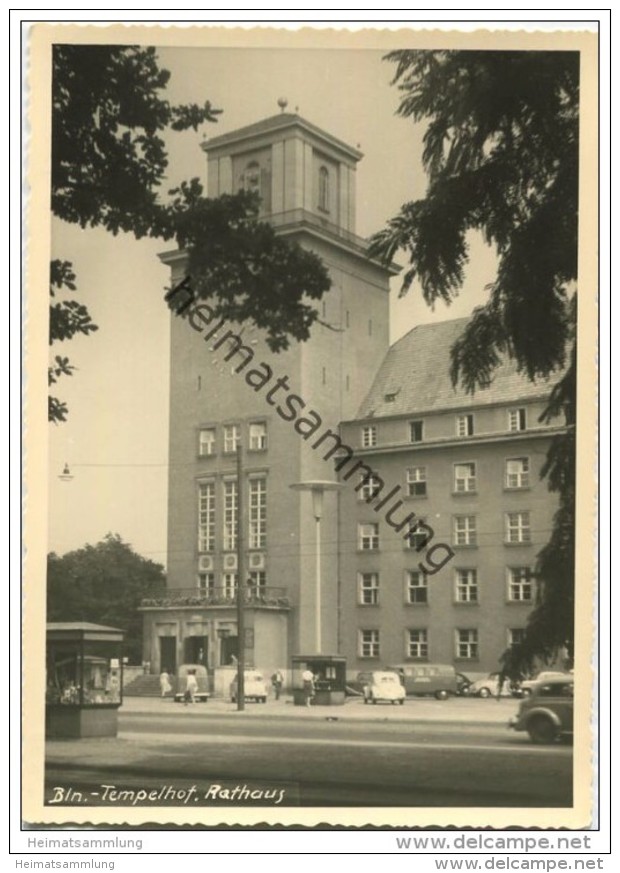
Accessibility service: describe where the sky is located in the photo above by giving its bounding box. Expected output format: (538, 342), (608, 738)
(47, 44), (498, 565)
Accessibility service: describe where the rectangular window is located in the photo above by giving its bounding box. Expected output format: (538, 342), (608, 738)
(223, 424), (240, 454)
(358, 573), (379, 605)
(359, 474), (382, 502)
(198, 427), (216, 456)
(358, 523), (379, 550)
(198, 482), (215, 552)
(455, 569), (478, 603)
(454, 462), (476, 493)
(508, 408), (527, 432)
(223, 480), (238, 551)
(456, 629), (479, 659)
(359, 629), (380, 658)
(248, 570), (267, 593)
(407, 466), (427, 497)
(197, 572), (215, 594)
(409, 420), (424, 443)
(222, 572), (238, 600)
(248, 422), (267, 451)
(505, 511), (531, 544)
(406, 570), (428, 604)
(508, 628), (526, 647)
(507, 567), (534, 602)
(362, 425), (377, 448)
(407, 629), (428, 659)
(505, 457), (530, 488)
(456, 414), (474, 437)
(453, 515), (477, 546)
(249, 478), (267, 549)
(406, 519), (432, 551)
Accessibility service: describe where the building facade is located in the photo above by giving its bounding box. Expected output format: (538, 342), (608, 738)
(141, 110), (564, 681)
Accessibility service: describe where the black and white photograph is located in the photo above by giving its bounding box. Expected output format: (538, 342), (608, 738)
(20, 19), (601, 842)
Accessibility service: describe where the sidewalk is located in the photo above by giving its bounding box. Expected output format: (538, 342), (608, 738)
(120, 692), (516, 725)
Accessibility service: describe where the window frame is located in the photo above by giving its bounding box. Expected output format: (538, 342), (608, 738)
(358, 572), (380, 606)
(454, 568), (479, 603)
(198, 427), (216, 457)
(455, 628), (479, 660)
(248, 421), (267, 452)
(361, 425), (377, 448)
(456, 413), (474, 437)
(507, 567), (534, 602)
(505, 456), (530, 489)
(409, 420), (424, 443)
(453, 461), (477, 493)
(359, 629), (380, 659)
(223, 423), (240, 454)
(406, 628), (429, 660)
(505, 511), (531, 544)
(197, 481), (215, 553)
(405, 570), (428, 605)
(453, 514), (477, 547)
(407, 465), (427, 497)
(358, 523), (380, 551)
(508, 407), (527, 432)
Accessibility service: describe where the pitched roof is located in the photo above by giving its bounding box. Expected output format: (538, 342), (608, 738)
(202, 113), (363, 161)
(357, 317), (563, 419)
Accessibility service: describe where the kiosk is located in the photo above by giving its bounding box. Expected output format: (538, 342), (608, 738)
(46, 622), (124, 738)
(291, 654), (346, 706)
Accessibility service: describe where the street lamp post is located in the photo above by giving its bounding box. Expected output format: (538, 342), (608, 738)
(290, 480), (343, 654)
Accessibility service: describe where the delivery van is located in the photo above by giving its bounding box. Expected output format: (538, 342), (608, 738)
(385, 663), (458, 699)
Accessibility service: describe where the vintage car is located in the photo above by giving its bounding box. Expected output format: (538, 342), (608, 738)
(359, 671), (406, 705)
(467, 672), (521, 698)
(385, 663), (458, 700)
(230, 670), (268, 703)
(517, 671), (572, 697)
(508, 676), (574, 743)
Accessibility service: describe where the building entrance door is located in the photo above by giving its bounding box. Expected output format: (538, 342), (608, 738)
(159, 637), (176, 674)
(184, 635), (209, 667)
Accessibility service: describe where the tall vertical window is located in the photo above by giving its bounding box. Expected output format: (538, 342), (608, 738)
(409, 420), (424, 443)
(407, 629), (428, 659)
(359, 629), (380, 658)
(249, 478), (267, 549)
(318, 166), (329, 211)
(508, 408), (527, 432)
(505, 457), (530, 488)
(249, 422), (267, 451)
(456, 414), (474, 437)
(198, 428), (216, 456)
(507, 567), (534, 601)
(222, 572), (238, 600)
(198, 482), (215, 552)
(453, 515), (477, 546)
(456, 629), (479, 659)
(223, 480), (238, 551)
(455, 569), (478, 603)
(505, 512), (531, 544)
(362, 425), (377, 448)
(223, 424), (240, 454)
(358, 573), (379, 605)
(454, 462), (476, 493)
(197, 572), (215, 595)
(405, 570), (428, 604)
(407, 466), (427, 497)
(358, 523), (379, 550)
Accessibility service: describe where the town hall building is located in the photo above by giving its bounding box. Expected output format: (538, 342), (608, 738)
(140, 108), (565, 685)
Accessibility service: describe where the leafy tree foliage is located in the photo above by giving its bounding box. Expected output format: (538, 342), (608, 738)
(47, 533), (166, 663)
(50, 45), (330, 420)
(369, 50), (578, 675)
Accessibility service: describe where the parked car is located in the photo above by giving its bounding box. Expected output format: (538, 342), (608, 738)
(173, 664), (210, 703)
(359, 671), (406, 705)
(230, 670), (268, 703)
(456, 672), (473, 696)
(468, 672), (520, 698)
(385, 663), (458, 699)
(509, 676), (574, 743)
(517, 671), (572, 697)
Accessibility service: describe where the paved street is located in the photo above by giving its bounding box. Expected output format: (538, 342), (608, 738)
(45, 697), (572, 808)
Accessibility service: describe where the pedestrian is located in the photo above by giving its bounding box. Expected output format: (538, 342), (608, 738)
(271, 670), (284, 701)
(159, 670), (172, 698)
(184, 668), (198, 705)
(301, 668), (315, 707)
